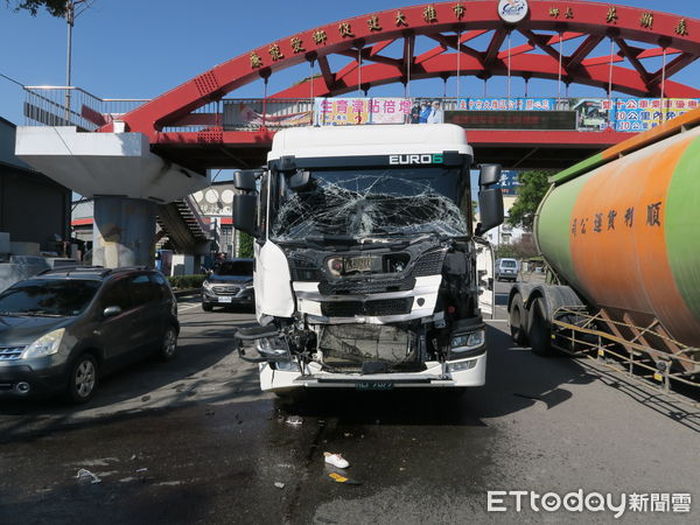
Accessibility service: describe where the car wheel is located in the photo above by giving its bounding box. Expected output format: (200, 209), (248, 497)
(66, 353), (98, 403)
(159, 326), (178, 361)
(202, 303), (213, 312)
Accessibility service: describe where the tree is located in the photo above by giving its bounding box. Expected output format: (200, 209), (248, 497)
(238, 232), (254, 258)
(5, 0), (68, 16)
(506, 170), (553, 231)
(495, 235), (538, 260)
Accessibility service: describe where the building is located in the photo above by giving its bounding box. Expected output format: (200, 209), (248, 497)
(0, 117), (70, 253)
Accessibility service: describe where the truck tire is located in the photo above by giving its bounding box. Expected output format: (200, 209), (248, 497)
(528, 298), (554, 356)
(509, 293), (528, 346)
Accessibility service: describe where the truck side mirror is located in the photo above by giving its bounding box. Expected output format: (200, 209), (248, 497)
(234, 170), (258, 192)
(479, 164), (502, 187)
(233, 194), (257, 235)
(475, 187), (504, 236)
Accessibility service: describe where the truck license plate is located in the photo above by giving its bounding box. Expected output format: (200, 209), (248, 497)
(356, 381), (394, 391)
(345, 256), (373, 273)
(218, 297), (233, 303)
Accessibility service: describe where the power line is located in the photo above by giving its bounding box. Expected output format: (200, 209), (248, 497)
(0, 72), (25, 87)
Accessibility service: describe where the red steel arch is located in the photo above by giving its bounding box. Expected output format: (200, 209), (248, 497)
(108, 1), (700, 139)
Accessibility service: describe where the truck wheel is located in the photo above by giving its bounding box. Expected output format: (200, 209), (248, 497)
(528, 298), (554, 356)
(509, 293), (528, 346)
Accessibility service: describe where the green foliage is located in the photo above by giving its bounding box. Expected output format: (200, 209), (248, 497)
(238, 232), (254, 258)
(507, 170), (553, 231)
(167, 274), (206, 290)
(6, 0), (68, 16)
(495, 235), (538, 260)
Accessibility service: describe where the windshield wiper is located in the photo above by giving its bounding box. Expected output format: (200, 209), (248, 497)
(15, 310), (65, 318)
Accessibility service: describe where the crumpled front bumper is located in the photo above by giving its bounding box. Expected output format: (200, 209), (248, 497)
(257, 353), (487, 392)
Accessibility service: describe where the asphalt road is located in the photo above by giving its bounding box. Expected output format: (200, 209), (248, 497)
(0, 284), (697, 524)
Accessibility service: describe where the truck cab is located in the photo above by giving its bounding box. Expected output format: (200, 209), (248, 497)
(233, 124), (503, 392)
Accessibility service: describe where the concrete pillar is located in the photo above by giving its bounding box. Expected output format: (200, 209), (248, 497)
(92, 197), (157, 268)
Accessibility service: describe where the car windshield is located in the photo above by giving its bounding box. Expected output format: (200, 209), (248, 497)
(271, 167), (468, 242)
(215, 261), (254, 276)
(0, 279), (101, 317)
(501, 260), (517, 268)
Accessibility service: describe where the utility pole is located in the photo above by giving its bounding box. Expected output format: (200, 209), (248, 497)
(64, 0), (93, 120)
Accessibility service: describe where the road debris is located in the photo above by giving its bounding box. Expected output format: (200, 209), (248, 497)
(76, 469), (101, 485)
(135, 468), (148, 473)
(285, 415), (303, 426)
(274, 482), (285, 489)
(324, 452), (350, 469)
(327, 472), (361, 485)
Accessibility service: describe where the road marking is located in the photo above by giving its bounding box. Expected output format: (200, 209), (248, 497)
(178, 303), (201, 312)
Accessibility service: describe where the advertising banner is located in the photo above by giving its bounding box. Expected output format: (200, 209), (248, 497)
(614, 98), (699, 132)
(223, 100), (312, 130)
(457, 98), (558, 111)
(314, 97), (412, 125)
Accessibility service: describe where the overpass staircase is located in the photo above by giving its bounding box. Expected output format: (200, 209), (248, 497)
(156, 196), (210, 253)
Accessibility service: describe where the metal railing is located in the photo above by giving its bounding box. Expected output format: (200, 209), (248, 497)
(22, 87), (699, 134)
(23, 86), (149, 131)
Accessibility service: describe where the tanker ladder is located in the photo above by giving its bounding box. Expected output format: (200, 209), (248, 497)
(548, 306), (700, 417)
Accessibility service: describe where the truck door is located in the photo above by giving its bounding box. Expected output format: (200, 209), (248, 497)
(475, 238), (494, 319)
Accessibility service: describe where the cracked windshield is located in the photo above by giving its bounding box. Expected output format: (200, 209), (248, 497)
(271, 167), (468, 241)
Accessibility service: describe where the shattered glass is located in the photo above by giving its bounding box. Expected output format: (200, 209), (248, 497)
(271, 170), (468, 241)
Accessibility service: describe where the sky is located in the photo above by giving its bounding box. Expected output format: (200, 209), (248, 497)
(0, 0), (698, 127)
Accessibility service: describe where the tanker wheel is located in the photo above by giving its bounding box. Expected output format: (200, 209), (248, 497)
(509, 293), (528, 346)
(528, 298), (554, 356)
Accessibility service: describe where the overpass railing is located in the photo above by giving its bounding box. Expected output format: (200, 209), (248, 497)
(23, 86), (149, 131)
(22, 86), (699, 134)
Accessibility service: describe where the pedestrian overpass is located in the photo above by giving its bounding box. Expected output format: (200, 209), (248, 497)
(14, 0), (700, 265)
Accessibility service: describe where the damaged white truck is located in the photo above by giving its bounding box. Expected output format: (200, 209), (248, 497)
(233, 124), (503, 393)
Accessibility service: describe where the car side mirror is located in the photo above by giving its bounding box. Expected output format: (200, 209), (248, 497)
(233, 194), (257, 235)
(103, 306), (122, 318)
(475, 187), (504, 236)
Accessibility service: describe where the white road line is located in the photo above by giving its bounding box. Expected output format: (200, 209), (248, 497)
(178, 303), (201, 312)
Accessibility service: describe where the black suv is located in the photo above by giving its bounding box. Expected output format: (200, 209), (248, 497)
(0, 267), (179, 402)
(202, 258), (254, 311)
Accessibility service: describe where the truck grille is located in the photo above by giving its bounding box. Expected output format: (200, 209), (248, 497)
(413, 251), (446, 276)
(321, 298), (413, 317)
(0, 347), (25, 360)
(212, 285), (240, 295)
(318, 277), (416, 295)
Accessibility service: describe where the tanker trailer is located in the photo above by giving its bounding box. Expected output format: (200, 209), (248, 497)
(508, 108), (700, 391)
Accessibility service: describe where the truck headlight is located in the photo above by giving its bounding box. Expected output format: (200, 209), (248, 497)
(451, 329), (485, 352)
(22, 328), (65, 359)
